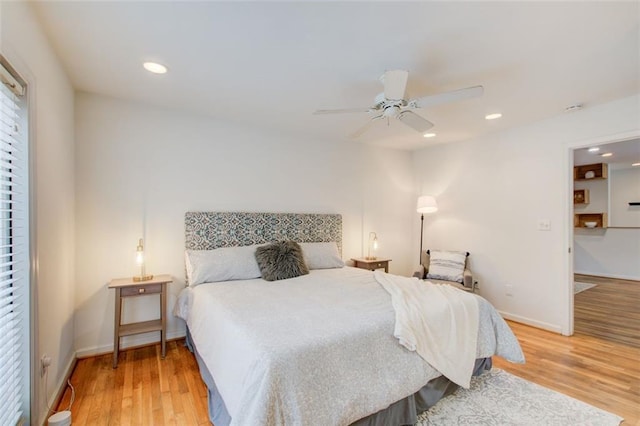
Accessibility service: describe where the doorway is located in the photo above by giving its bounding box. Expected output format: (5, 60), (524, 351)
(570, 136), (640, 346)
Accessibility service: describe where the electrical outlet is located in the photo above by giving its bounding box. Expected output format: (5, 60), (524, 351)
(41, 354), (51, 375)
(505, 285), (514, 297)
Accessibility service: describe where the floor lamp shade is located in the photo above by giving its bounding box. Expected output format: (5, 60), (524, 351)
(417, 195), (438, 214)
(417, 195), (438, 263)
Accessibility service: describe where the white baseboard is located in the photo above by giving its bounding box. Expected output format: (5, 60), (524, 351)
(75, 330), (187, 359)
(498, 310), (563, 334)
(574, 270), (640, 282)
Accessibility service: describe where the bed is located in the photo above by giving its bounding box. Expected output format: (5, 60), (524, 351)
(174, 212), (524, 426)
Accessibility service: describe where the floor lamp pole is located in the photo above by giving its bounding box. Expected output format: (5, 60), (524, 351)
(419, 213), (424, 264)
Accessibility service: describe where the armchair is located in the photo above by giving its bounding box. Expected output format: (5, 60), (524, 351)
(413, 249), (477, 292)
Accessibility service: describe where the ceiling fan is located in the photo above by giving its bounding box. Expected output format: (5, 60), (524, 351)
(313, 70), (483, 138)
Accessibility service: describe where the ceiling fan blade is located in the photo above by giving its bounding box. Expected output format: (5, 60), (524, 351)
(349, 115), (384, 139)
(410, 85), (484, 109)
(313, 107), (372, 115)
(397, 110), (434, 134)
(383, 70), (409, 101)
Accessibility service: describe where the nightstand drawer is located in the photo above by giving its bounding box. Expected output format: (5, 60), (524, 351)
(120, 283), (162, 296)
(351, 258), (391, 273)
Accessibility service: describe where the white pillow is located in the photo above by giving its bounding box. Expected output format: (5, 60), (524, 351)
(185, 244), (263, 286)
(426, 250), (467, 283)
(299, 242), (344, 270)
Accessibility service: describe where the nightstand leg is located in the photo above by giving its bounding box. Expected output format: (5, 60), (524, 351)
(161, 283), (167, 359)
(113, 288), (122, 368)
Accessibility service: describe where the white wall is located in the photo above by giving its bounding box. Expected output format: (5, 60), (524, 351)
(412, 94), (640, 334)
(573, 165), (640, 280)
(74, 92), (415, 356)
(610, 167), (640, 227)
(1, 2), (76, 424)
(574, 228), (640, 280)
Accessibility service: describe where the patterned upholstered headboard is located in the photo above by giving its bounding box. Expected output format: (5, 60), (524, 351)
(185, 212), (342, 254)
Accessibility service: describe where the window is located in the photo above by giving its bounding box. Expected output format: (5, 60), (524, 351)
(0, 57), (30, 425)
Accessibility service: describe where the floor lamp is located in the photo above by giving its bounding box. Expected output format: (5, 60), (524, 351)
(416, 195), (438, 263)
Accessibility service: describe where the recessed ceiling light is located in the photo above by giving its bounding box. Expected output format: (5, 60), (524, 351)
(143, 61), (168, 74)
(423, 133), (436, 138)
(588, 147), (600, 153)
(485, 113), (502, 120)
(632, 162), (640, 167)
(601, 152), (613, 157)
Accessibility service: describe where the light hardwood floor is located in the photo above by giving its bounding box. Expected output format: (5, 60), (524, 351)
(574, 273), (640, 348)
(55, 341), (210, 425)
(57, 319), (640, 426)
(494, 321), (640, 425)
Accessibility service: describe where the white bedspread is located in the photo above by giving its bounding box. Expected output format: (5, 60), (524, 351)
(374, 271), (479, 388)
(175, 267), (524, 426)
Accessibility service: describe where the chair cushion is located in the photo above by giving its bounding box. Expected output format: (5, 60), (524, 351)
(426, 250), (467, 283)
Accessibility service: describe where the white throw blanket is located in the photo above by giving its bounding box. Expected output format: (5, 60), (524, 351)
(374, 271), (479, 388)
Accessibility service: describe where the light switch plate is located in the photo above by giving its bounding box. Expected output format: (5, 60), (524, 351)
(537, 220), (551, 231)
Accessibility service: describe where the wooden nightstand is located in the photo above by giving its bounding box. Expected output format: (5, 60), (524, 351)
(351, 258), (392, 273)
(108, 274), (172, 368)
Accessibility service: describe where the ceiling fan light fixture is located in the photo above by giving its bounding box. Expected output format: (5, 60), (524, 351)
(485, 113), (502, 120)
(383, 106), (401, 118)
(143, 61), (168, 74)
(423, 133), (436, 138)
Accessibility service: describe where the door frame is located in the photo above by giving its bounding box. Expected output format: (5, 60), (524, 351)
(565, 130), (640, 335)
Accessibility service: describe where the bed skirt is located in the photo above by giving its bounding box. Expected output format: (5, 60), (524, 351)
(186, 328), (492, 426)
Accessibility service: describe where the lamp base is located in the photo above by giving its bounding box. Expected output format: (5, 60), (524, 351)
(364, 256), (377, 260)
(133, 274), (154, 282)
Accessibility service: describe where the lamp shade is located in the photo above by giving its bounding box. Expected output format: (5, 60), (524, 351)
(133, 238), (153, 282)
(416, 195), (438, 214)
(367, 232), (378, 260)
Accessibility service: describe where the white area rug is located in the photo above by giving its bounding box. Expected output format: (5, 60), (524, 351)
(575, 281), (597, 294)
(416, 369), (622, 426)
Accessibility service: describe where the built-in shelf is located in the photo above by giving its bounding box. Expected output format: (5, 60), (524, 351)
(574, 213), (607, 229)
(573, 189), (589, 204)
(574, 163), (608, 181)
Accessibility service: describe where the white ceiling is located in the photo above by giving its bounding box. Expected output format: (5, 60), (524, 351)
(33, 1), (640, 150)
(574, 138), (640, 168)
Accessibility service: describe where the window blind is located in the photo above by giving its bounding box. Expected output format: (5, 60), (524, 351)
(0, 59), (29, 426)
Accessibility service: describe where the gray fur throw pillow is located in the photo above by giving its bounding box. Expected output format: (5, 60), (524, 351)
(255, 241), (309, 281)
